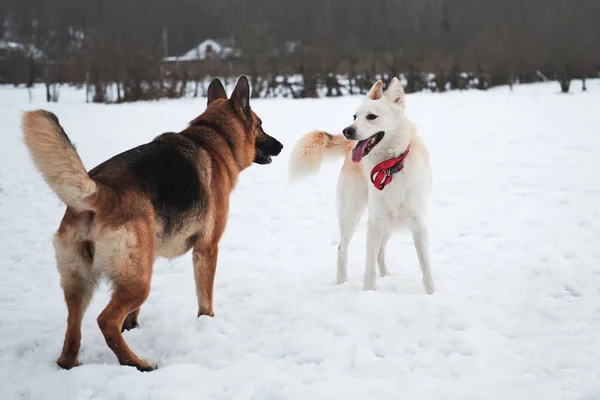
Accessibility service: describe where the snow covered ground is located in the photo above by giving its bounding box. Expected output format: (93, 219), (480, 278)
(1, 81), (600, 399)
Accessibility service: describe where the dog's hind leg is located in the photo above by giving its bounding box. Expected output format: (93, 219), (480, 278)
(411, 218), (435, 294)
(364, 218), (384, 290)
(54, 235), (99, 370)
(98, 283), (154, 371)
(96, 223), (156, 371)
(336, 160), (367, 284)
(377, 231), (391, 277)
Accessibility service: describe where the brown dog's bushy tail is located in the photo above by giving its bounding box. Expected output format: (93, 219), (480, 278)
(22, 110), (97, 211)
(288, 131), (354, 181)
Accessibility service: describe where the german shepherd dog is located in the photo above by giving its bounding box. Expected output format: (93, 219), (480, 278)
(289, 78), (435, 293)
(22, 76), (283, 371)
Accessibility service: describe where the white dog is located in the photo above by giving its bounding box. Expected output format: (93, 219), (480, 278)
(289, 78), (435, 293)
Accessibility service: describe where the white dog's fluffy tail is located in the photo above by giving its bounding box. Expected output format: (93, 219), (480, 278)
(288, 131), (354, 180)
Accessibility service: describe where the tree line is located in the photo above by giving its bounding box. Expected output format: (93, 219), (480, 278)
(0, 0), (598, 102)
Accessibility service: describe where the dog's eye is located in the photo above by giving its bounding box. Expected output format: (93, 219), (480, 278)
(353, 114), (356, 120)
(367, 114), (378, 120)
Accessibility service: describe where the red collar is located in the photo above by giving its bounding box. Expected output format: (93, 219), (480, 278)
(370, 143), (411, 191)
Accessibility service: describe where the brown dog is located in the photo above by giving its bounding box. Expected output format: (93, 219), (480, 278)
(22, 76), (283, 371)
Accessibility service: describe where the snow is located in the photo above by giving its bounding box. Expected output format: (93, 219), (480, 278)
(1, 81), (600, 399)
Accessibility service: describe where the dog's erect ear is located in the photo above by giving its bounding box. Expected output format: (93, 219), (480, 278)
(230, 75), (251, 118)
(207, 78), (227, 105)
(385, 77), (406, 108)
(368, 80), (383, 100)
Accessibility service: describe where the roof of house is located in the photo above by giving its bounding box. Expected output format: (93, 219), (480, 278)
(0, 39), (44, 59)
(162, 38), (303, 62)
(163, 37), (240, 62)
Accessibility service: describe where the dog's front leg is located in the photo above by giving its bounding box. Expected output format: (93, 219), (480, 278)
(193, 245), (218, 317)
(364, 218), (384, 290)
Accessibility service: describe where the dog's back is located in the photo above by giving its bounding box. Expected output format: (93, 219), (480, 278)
(88, 134), (208, 238)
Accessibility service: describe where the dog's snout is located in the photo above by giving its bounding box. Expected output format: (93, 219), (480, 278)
(274, 140), (284, 155)
(343, 126), (356, 139)
(262, 133), (284, 156)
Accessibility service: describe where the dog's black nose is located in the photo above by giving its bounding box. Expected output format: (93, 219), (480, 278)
(343, 126), (356, 139)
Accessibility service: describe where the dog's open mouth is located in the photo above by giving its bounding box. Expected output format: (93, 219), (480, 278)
(351, 131), (384, 163)
(254, 149), (273, 164)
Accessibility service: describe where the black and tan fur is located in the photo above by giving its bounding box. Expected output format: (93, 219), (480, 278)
(22, 76), (283, 371)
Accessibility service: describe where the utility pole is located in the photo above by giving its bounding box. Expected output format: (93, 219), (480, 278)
(161, 25), (168, 84)
(162, 25), (168, 59)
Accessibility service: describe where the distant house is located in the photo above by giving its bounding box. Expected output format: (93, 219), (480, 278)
(161, 37), (302, 79)
(0, 37), (45, 84)
(0, 39), (44, 61)
(161, 37), (242, 79)
(163, 37), (241, 63)
(0, 39), (19, 60)
(0, 12), (43, 61)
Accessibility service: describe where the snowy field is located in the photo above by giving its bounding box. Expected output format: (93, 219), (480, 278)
(1, 81), (600, 399)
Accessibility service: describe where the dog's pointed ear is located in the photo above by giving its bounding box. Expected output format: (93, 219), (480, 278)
(385, 77), (406, 108)
(207, 78), (227, 105)
(368, 80), (383, 100)
(230, 75), (251, 118)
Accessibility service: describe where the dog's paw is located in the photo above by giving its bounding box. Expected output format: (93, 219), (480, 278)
(121, 319), (139, 332)
(363, 271), (377, 291)
(424, 279), (436, 295)
(56, 356), (80, 370)
(129, 360), (157, 372)
(197, 309), (215, 318)
(363, 279), (377, 291)
(121, 310), (140, 332)
(336, 275), (348, 285)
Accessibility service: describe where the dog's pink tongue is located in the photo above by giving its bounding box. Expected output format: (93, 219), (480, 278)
(351, 140), (369, 163)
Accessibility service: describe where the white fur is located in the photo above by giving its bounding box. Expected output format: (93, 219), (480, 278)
(342, 78), (434, 292)
(290, 78), (435, 293)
